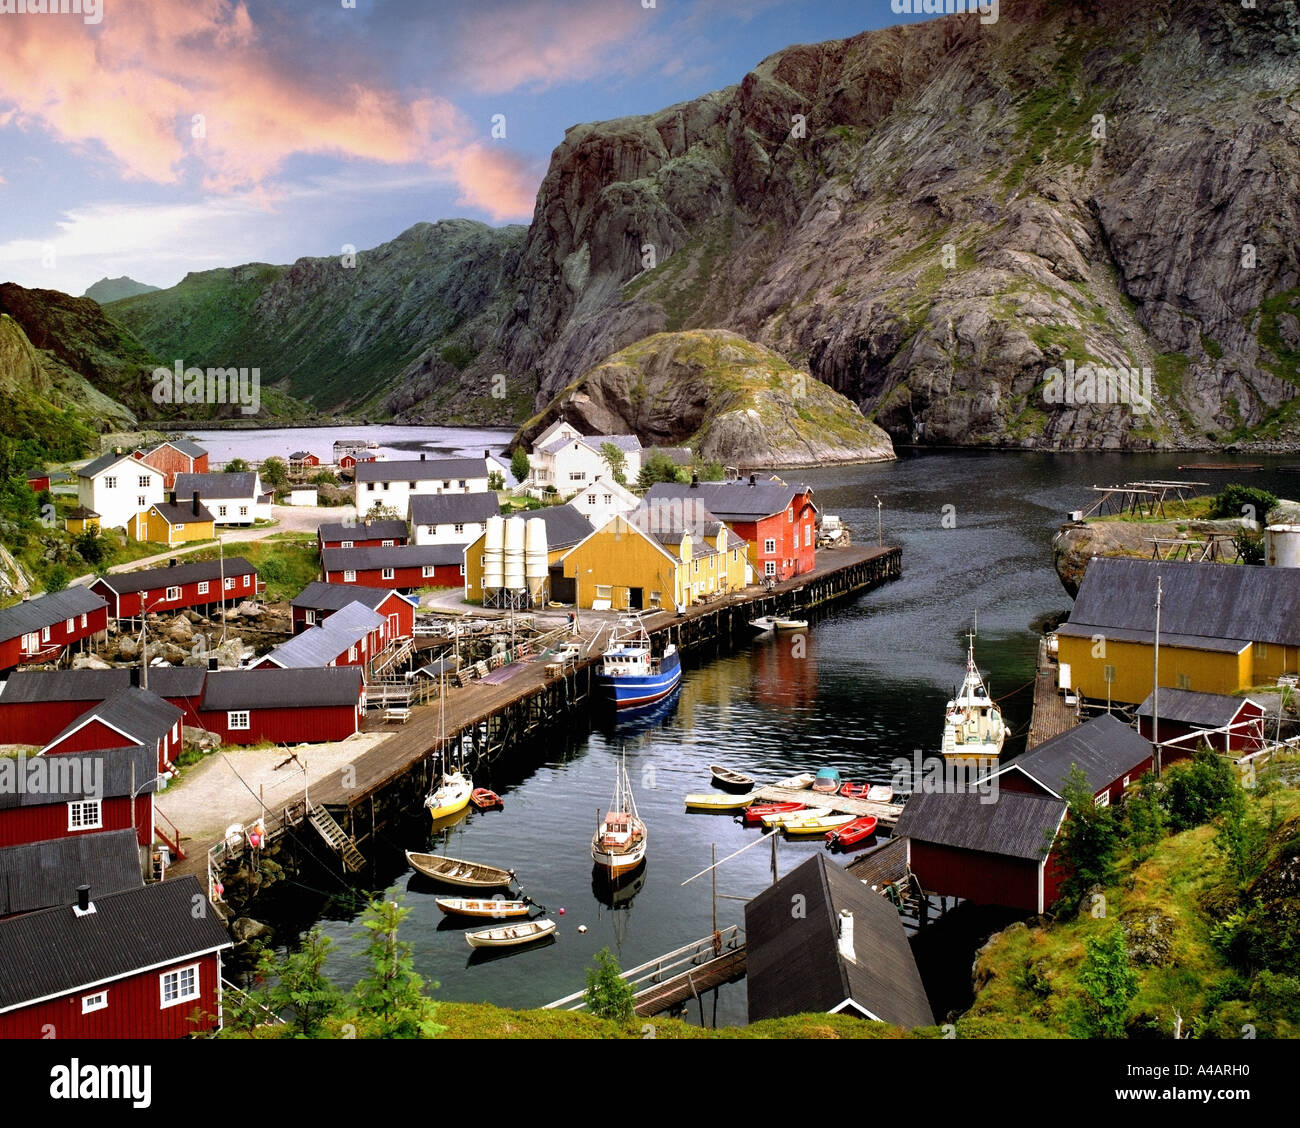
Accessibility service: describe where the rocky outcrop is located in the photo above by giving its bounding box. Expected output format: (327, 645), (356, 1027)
(516, 329), (894, 467)
(84, 277), (160, 304)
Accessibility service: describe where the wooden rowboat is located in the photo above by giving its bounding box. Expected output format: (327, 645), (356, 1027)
(405, 850), (515, 889)
(761, 806), (831, 828)
(710, 763), (756, 791)
(783, 813), (855, 836)
(742, 801), (805, 825)
(840, 782), (870, 799)
(811, 768), (842, 794)
(774, 772), (816, 790)
(773, 618), (809, 631)
(685, 792), (756, 811)
(867, 784), (895, 803)
(435, 897), (534, 919)
(826, 816), (878, 849)
(470, 788), (503, 809)
(465, 918), (557, 950)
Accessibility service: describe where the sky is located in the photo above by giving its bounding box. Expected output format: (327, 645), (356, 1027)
(0, 0), (951, 297)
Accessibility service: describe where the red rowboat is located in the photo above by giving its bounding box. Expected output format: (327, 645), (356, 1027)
(742, 801), (805, 826)
(826, 816), (878, 849)
(840, 782), (870, 799)
(470, 789), (503, 810)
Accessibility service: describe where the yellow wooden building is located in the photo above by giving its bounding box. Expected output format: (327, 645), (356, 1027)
(1057, 557), (1300, 704)
(65, 506), (101, 535)
(461, 503), (595, 603)
(560, 506), (748, 612)
(128, 497), (216, 547)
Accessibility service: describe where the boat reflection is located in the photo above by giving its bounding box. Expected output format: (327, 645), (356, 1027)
(597, 683), (682, 737)
(590, 860), (647, 909)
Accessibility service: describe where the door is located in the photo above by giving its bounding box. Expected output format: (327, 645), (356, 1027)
(628, 587), (643, 611)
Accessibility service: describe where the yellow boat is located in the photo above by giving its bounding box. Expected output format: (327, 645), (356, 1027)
(782, 813), (855, 836)
(684, 792), (755, 811)
(761, 806), (831, 828)
(425, 770), (473, 822)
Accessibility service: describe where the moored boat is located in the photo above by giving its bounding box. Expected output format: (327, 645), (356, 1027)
(748, 616), (777, 633)
(866, 784), (894, 803)
(470, 788), (503, 809)
(435, 896), (534, 919)
(742, 801), (805, 825)
(465, 918), (557, 950)
(774, 772), (816, 791)
(811, 767), (842, 794)
(942, 629), (1006, 764)
(685, 792), (755, 811)
(592, 755), (648, 875)
(761, 805), (831, 828)
(425, 769), (473, 822)
(773, 617), (809, 631)
(710, 763), (756, 791)
(596, 615), (682, 709)
(405, 850), (515, 889)
(783, 812), (855, 836)
(840, 782), (870, 799)
(826, 816), (878, 849)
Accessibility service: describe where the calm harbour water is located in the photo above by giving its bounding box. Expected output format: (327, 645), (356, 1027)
(236, 440), (1297, 1026)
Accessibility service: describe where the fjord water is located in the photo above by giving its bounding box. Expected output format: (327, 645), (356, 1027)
(246, 442), (1296, 1026)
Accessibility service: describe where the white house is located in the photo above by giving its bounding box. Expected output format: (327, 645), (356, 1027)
(174, 472), (271, 526)
(409, 492), (500, 546)
(76, 451), (166, 531)
(527, 421), (642, 493)
(568, 475), (641, 530)
(355, 455), (490, 519)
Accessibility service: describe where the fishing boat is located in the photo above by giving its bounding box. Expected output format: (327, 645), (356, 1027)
(470, 788), (503, 809)
(774, 772), (816, 791)
(749, 615), (777, 633)
(867, 784), (894, 803)
(591, 755), (648, 876)
(405, 851), (515, 889)
(742, 801), (805, 825)
(685, 792), (755, 812)
(596, 615), (681, 709)
(435, 897), (535, 919)
(942, 629), (1006, 763)
(761, 806), (831, 828)
(826, 816), (878, 850)
(783, 813), (855, 836)
(425, 769), (473, 821)
(773, 617), (809, 631)
(710, 764), (756, 792)
(811, 767), (843, 794)
(839, 782), (870, 799)
(465, 918), (557, 950)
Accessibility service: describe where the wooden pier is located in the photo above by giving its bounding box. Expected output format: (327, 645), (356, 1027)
(1026, 636), (1077, 751)
(750, 785), (904, 829)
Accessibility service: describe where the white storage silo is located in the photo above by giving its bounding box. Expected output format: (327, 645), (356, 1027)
(484, 515), (505, 591)
(1265, 525), (1300, 568)
(525, 517), (549, 600)
(503, 516), (526, 591)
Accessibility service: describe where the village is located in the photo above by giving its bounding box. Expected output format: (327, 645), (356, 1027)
(0, 429), (1297, 1037)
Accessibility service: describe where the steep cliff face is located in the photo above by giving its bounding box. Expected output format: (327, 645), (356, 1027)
(497, 0), (1300, 450)
(516, 329), (895, 468)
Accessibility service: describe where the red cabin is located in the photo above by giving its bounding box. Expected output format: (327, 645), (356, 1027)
(0, 830), (143, 919)
(1136, 689), (1267, 758)
(317, 518), (408, 552)
(291, 582), (414, 640)
(89, 557), (261, 620)
(197, 667), (365, 744)
(251, 602), (386, 671)
(0, 876), (231, 1038)
(0, 588), (108, 674)
(41, 688), (183, 776)
(321, 544), (463, 591)
(27, 475), (51, 493)
(132, 440), (209, 491)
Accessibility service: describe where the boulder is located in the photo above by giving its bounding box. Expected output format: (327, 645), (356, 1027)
(1119, 906), (1176, 967)
(230, 917), (274, 945)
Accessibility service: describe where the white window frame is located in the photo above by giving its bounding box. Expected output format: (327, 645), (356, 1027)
(239, 506), (248, 517)
(382, 539), (394, 547)
(224, 577), (234, 590)
(243, 575), (250, 588)
(422, 565), (436, 578)
(454, 523), (465, 535)
(104, 476), (117, 489)
(172, 721), (179, 742)
(21, 632), (38, 654)
(348, 645), (358, 662)
(227, 711), (251, 731)
(197, 581), (209, 595)
(139, 475), (151, 488)
(343, 570), (357, 583)
(764, 561), (776, 577)
(459, 564), (466, 576)
(218, 505), (228, 517)
(159, 964), (200, 1009)
(305, 610), (316, 625)
(763, 538), (776, 554)
(595, 584), (612, 600)
(341, 540), (354, 549)
(805, 526), (812, 547)
(382, 567), (395, 580)
(137, 495), (147, 509)
(166, 586), (181, 600)
(66, 617), (75, 632)
(1094, 792), (1110, 808)
(80, 613), (88, 628)
(41, 626), (51, 642)
(68, 799), (103, 831)
(82, 990), (108, 1014)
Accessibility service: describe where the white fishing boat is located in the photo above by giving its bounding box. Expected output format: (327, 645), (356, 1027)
(748, 616), (777, 633)
(942, 629), (1006, 763)
(591, 754), (648, 875)
(773, 617), (808, 631)
(465, 918), (557, 949)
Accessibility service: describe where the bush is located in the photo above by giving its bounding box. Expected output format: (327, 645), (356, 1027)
(584, 948), (635, 1022)
(638, 452), (689, 489)
(1164, 746), (1238, 832)
(44, 565), (69, 593)
(510, 448), (530, 483)
(1209, 484), (1277, 523)
(1076, 925), (1139, 1038)
(1055, 766), (1120, 915)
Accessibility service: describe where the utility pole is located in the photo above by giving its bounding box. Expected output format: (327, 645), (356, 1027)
(1152, 576), (1162, 776)
(874, 496), (882, 546)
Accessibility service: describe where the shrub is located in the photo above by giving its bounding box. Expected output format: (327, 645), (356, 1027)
(1076, 925), (1139, 1038)
(584, 948), (635, 1022)
(1164, 746), (1238, 832)
(1209, 484), (1276, 523)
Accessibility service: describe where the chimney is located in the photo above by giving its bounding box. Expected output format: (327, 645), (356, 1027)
(837, 909), (856, 963)
(129, 666), (141, 688)
(483, 449), (489, 459)
(168, 490), (177, 507)
(169, 558), (177, 568)
(208, 656), (218, 671)
(420, 453), (426, 461)
(691, 472), (699, 489)
(74, 885), (94, 916)
(749, 474), (756, 487)
(192, 490), (201, 516)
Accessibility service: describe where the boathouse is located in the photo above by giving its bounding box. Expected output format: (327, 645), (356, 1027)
(893, 791), (1069, 914)
(1056, 558), (1300, 704)
(251, 601), (387, 671)
(745, 853), (934, 1027)
(40, 688), (183, 776)
(1135, 689), (1267, 756)
(89, 556), (261, 620)
(291, 582), (415, 640)
(989, 712), (1154, 806)
(196, 667), (365, 744)
(0, 876), (231, 1038)
(317, 518), (409, 551)
(321, 543), (465, 590)
(0, 830), (143, 919)
(0, 588), (109, 675)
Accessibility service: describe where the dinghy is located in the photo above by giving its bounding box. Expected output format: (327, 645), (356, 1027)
(826, 816), (878, 849)
(685, 792), (755, 812)
(783, 813), (855, 836)
(761, 806), (831, 828)
(435, 897), (534, 919)
(405, 850), (515, 889)
(465, 918), (557, 950)
(742, 801), (805, 825)
(710, 764), (756, 791)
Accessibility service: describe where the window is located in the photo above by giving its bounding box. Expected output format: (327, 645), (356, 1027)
(104, 476), (117, 489)
(243, 575), (250, 587)
(172, 722), (179, 741)
(367, 482), (375, 492)
(694, 559), (699, 574)
(1103, 664), (1115, 684)
(21, 632), (37, 654)
(480, 555), (486, 566)
(408, 482), (415, 490)
(41, 626), (50, 642)
(1094, 792), (1110, 808)
(341, 540), (353, 549)
(160, 964), (200, 1009)
(80, 613), (88, 628)
(595, 585), (612, 600)
(459, 564), (466, 576)
(305, 610), (315, 625)
(1122, 775), (1131, 788)
(587, 494), (596, 505)
(239, 506), (248, 517)
(422, 565), (436, 578)
(732, 549), (738, 562)
(138, 495), (147, 508)
(218, 505), (227, 517)
(139, 475), (151, 488)
(224, 577), (233, 589)
(650, 591), (662, 608)
(197, 581), (209, 595)
(348, 645), (358, 662)
(343, 570), (356, 583)
(763, 538), (776, 554)
(81, 991), (108, 1015)
(805, 526), (812, 547)
(454, 523), (464, 534)
(68, 800), (102, 831)
(175, 523), (185, 532)
(442, 481), (451, 489)
(1177, 673), (1191, 690)
(1255, 642), (1268, 659)
(788, 507), (793, 522)
(66, 617), (75, 632)
(382, 567), (395, 580)
(166, 586), (181, 600)
(570, 471), (586, 481)
(227, 711), (250, 730)
(382, 539), (394, 547)
(764, 561), (776, 577)
(381, 482), (390, 491)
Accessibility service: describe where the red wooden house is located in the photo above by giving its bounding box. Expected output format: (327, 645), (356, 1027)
(646, 478), (818, 581)
(291, 582), (415, 640)
(0, 745), (160, 849)
(0, 588), (109, 674)
(41, 688), (183, 776)
(339, 453), (358, 471)
(289, 450), (321, 469)
(0, 830), (143, 919)
(196, 667), (365, 744)
(251, 601), (386, 671)
(132, 439), (209, 490)
(988, 712), (1154, 807)
(0, 668), (207, 745)
(27, 474), (51, 493)
(321, 543), (463, 590)
(90, 556), (261, 619)
(317, 518), (408, 551)
(891, 790), (1069, 914)
(0, 876), (231, 1038)
(1136, 689), (1267, 756)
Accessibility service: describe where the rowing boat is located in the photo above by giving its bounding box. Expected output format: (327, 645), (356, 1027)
(774, 772), (816, 790)
(840, 782), (870, 799)
(405, 850), (515, 889)
(685, 792), (756, 811)
(435, 897), (534, 919)
(710, 763), (756, 791)
(773, 618), (808, 631)
(826, 816), (878, 849)
(742, 801), (804, 825)
(465, 918), (557, 949)
(470, 788), (503, 809)
(761, 806), (831, 828)
(783, 813), (855, 836)
(867, 784), (895, 803)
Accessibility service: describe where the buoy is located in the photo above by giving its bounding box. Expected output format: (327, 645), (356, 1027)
(577, 925), (588, 934)
(558, 907), (565, 915)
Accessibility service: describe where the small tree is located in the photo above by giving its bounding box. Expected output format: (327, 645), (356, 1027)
(263, 929), (344, 1038)
(225, 457), (252, 473)
(510, 447), (530, 483)
(599, 442), (628, 486)
(44, 565), (69, 593)
(352, 897), (445, 1038)
(261, 456), (289, 491)
(363, 501), (403, 521)
(487, 470), (505, 491)
(584, 947), (635, 1022)
(1056, 765), (1119, 915)
(74, 528), (107, 566)
(1077, 924), (1139, 1038)
(1121, 774), (1167, 865)
(637, 452), (689, 490)
(1164, 745), (1238, 831)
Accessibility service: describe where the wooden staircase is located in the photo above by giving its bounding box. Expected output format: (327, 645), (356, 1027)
(372, 636), (414, 677)
(306, 803), (365, 872)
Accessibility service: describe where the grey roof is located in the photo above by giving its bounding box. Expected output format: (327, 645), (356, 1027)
(67, 506), (100, 520)
(148, 499), (215, 525)
(627, 501), (746, 554)
(996, 713), (1152, 798)
(260, 602), (384, 668)
(587, 433), (642, 453)
(646, 446), (693, 465)
(0, 588), (107, 641)
(1135, 688), (1259, 727)
(151, 438), (207, 459)
(745, 853), (934, 1028)
(322, 543), (465, 571)
(893, 791), (1066, 862)
(645, 480), (815, 521)
(289, 451), (315, 460)
(1068, 557), (1300, 648)
(0, 667), (205, 704)
(539, 436), (570, 456)
(355, 457), (486, 483)
(317, 519), (407, 543)
(409, 492), (500, 526)
(45, 687), (182, 751)
(0, 745), (158, 807)
(174, 471), (260, 499)
(78, 450), (148, 479)
(1055, 622), (1250, 654)
(95, 556), (256, 595)
(0, 876), (230, 1011)
(201, 667), (363, 710)
(0, 830), (143, 918)
(511, 503), (594, 550)
(291, 582), (407, 612)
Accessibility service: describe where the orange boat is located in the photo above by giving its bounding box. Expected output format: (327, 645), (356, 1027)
(470, 789), (503, 810)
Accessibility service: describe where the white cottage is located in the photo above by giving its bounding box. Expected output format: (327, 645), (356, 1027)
(568, 475), (641, 529)
(174, 472), (271, 526)
(355, 455), (490, 519)
(527, 422), (642, 494)
(77, 451), (166, 531)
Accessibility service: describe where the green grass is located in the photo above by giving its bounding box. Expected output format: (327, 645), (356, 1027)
(180, 534), (320, 602)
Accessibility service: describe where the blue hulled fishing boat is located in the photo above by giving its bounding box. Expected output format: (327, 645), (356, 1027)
(596, 615), (682, 709)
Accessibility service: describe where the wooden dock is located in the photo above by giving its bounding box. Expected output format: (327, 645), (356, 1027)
(1026, 636), (1077, 751)
(631, 946), (747, 1017)
(751, 785), (904, 829)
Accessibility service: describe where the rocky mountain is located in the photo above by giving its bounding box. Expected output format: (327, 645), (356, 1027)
(84, 276), (160, 304)
(108, 219), (528, 421)
(495, 0), (1300, 450)
(517, 329), (894, 467)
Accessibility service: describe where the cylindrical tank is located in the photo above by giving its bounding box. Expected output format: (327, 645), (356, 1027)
(525, 517), (549, 598)
(1265, 525), (1300, 568)
(503, 517), (526, 591)
(484, 515), (505, 591)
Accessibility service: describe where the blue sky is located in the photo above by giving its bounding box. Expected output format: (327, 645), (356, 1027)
(0, 0), (950, 296)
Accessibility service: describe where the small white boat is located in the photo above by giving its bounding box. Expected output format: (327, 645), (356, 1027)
(783, 813), (855, 836)
(773, 618), (809, 631)
(867, 784), (895, 803)
(774, 772), (817, 791)
(749, 616), (777, 633)
(761, 805), (831, 828)
(465, 918), (557, 949)
(435, 897), (534, 919)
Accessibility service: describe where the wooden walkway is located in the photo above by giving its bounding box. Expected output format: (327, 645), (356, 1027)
(632, 946), (748, 1016)
(844, 834), (909, 889)
(1026, 637), (1076, 750)
(751, 785), (904, 828)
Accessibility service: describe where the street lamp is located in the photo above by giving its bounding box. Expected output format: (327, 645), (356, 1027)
(130, 762), (173, 837)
